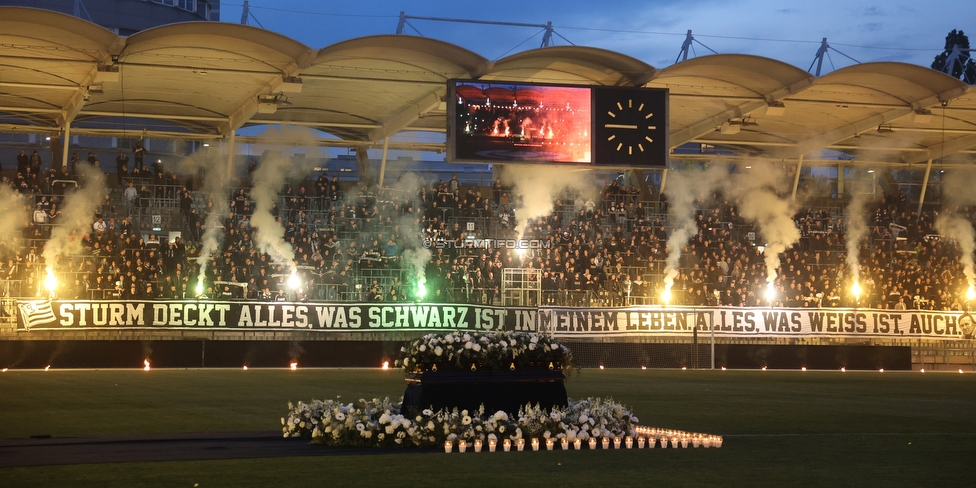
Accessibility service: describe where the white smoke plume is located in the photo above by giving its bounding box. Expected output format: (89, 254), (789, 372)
(937, 167), (976, 289)
(178, 149), (232, 285)
(662, 164), (728, 293)
(387, 172), (431, 294)
(500, 165), (600, 239)
(936, 214), (976, 285)
(0, 185), (28, 252)
(248, 127), (319, 272)
(42, 163), (107, 269)
(844, 176), (874, 285)
(724, 161), (800, 288)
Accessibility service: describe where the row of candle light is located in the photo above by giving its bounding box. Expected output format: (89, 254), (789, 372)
(11, 363), (966, 374)
(445, 428), (723, 453)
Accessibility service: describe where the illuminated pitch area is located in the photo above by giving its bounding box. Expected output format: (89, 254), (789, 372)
(0, 369), (973, 486)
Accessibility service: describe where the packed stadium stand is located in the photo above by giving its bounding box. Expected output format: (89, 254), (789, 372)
(1, 154), (969, 314)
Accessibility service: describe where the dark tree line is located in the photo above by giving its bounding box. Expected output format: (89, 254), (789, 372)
(932, 29), (975, 84)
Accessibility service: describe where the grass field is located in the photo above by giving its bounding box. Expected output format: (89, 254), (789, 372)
(1, 368), (975, 487)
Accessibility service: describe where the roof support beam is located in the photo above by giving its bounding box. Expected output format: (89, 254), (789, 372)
(56, 65), (99, 127)
(794, 87), (969, 158)
(218, 76), (284, 135)
(795, 107), (913, 156)
(669, 100), (766, 148)
(917, 159), (933, 216)
(60, 124), (71, 171)
(0, 106), (62, 114)
(0, 126), (216, 140)
(378, 137), (390, 187)
(668, 76), (814, 148)
(791, 155), (803, 202)
(0, 81), (79, 91)
(82, 111), (227, 122)
(368, 88), (444, 142)
(216, 49), (316, 135)
(907, 133), (976, 164)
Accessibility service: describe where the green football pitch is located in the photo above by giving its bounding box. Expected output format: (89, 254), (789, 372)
(1, 368), (974, 487)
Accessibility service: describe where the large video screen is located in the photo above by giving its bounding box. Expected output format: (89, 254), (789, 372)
(448, 81), (592, 163)
(448, 80), (669, 167)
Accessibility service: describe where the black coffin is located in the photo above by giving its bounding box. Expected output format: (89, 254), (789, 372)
(401, 367), (568, 416)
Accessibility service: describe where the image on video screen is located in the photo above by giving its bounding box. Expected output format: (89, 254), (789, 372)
(451, 81), (592, 163)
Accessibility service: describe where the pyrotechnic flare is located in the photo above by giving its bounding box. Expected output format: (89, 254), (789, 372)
(287, 270), (301, 290)
(967, 284), (975, 302)
(662, 270), (678, 300)
(383, 172), (432, 297)
(42, 163), (107, 271)
(725, 162), (800, 293)
(851, 281), (862, 299)
(248, 127), (319, 272)
(936, 214), (976, 300)
(416, 278), (427, 300)
(44, 268), (57, 293)
(844, 187), (873, 288)
(938, 168), (976, 305)
(765, 283), (776, 303)
(184, 147), (231, 289)
(661, 165), (727, 301)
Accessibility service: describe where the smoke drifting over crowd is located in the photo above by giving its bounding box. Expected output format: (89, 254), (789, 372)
(725, 162), (801, 294)
(386, 172), (431, 296)
(501, 165), (599, 239)
(180, 149), (231, 287)
(662, 164), (727, 298)
(844, 174), (874, 287)
(0, 185), (27, 248)
(248, 127), (319, 272)
(42, 163), (107, 270)
(936, 167), (976, 292)
(936, 214), (975, 285)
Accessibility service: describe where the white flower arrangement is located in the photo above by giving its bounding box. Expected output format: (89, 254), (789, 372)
(282, 397), (638, 448)
(396, 331), (575, 375)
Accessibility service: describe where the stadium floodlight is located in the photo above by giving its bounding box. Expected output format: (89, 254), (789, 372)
(287, 270), (301, 290)
(44, 269), (57, 292)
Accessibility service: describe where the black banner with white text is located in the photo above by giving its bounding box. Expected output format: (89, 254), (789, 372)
(16, 300), (533, 332)
(15, 301), (976, 340)
(538, 307), (976, 341)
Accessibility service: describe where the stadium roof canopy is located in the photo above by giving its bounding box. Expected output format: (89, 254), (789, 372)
(2, 6), (976, 167)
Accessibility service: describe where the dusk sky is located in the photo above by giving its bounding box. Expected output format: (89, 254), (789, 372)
(219, 0), (968, 72)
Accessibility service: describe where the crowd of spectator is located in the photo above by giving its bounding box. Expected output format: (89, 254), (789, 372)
(2, 147), (974, 312)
